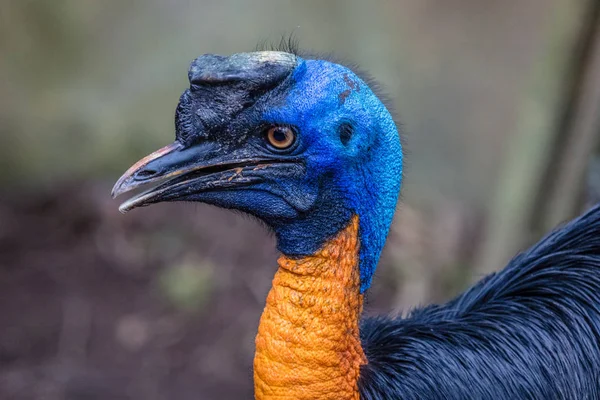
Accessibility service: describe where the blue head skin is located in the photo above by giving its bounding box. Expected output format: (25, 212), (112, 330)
(261, 59), (403, 291)
(113, 52), (403, 292)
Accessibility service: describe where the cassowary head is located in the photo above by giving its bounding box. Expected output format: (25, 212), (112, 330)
(113, 50), (402, 291)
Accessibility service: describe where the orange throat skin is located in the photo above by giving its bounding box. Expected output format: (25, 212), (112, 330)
(254, 215), (366, 400)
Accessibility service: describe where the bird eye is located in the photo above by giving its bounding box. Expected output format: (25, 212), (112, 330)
(265, 126), (296, 150)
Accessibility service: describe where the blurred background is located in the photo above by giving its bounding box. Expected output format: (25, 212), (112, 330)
(1, 0), (600, 399)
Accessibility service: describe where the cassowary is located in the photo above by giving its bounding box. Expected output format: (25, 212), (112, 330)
(112, 49), (600, 399)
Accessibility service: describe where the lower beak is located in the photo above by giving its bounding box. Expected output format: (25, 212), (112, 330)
(111, 141), (297, 213)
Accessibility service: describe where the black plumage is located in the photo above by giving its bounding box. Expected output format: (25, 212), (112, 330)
(359, 204), (600, 399)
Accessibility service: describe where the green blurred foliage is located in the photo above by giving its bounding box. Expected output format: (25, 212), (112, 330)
(158, 258), (213, 312)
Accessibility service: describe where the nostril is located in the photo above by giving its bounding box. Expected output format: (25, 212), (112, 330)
(136, 169), (157, 179)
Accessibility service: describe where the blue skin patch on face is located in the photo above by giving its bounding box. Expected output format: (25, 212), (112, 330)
(263, 58), (403, 292)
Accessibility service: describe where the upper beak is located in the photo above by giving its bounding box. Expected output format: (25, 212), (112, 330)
(111, 142), (184, 199)
(112, 140), (300, 213)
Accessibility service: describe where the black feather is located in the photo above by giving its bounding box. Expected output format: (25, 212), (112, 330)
(359, 203), (600, 399)
(255, 34), (301, 56)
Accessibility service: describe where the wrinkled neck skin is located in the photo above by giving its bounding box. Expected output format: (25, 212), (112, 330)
(254, 215), (365, 400)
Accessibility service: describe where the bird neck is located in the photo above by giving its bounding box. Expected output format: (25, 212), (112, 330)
(253, 215), (366, 400)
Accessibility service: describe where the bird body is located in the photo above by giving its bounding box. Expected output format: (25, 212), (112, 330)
(113, 48), (600, 399)
(359, 204), (600, 399)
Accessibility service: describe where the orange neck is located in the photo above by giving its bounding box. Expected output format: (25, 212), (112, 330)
(253, 216), (366, 400)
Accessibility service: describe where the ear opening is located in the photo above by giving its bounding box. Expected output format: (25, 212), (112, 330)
(339, 122), (354, 146)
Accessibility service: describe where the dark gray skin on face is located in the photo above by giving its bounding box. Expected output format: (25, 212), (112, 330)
(176, 52), (299, 145)
(112, 51), (307, 214)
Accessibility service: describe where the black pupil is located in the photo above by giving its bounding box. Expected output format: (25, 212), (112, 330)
(273, 128), (288, 142)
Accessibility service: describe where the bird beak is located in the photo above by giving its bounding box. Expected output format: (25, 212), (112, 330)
(111, 142), (183, 199)
(112, 140), (300, 214)
(112, 51), (304, 214)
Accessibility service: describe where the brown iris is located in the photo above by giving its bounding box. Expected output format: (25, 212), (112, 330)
(266, 126), (295, 150)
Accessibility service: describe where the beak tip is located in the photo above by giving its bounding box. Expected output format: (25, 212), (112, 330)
(112, 184), (131, 213)
(111, 175), (131, 199)
(118, 199), (133, 214)
(111, 185), (124, 199)
(111, 142), (182, 203)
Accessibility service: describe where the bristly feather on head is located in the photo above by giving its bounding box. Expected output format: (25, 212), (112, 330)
(257, 35), (400, 117)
